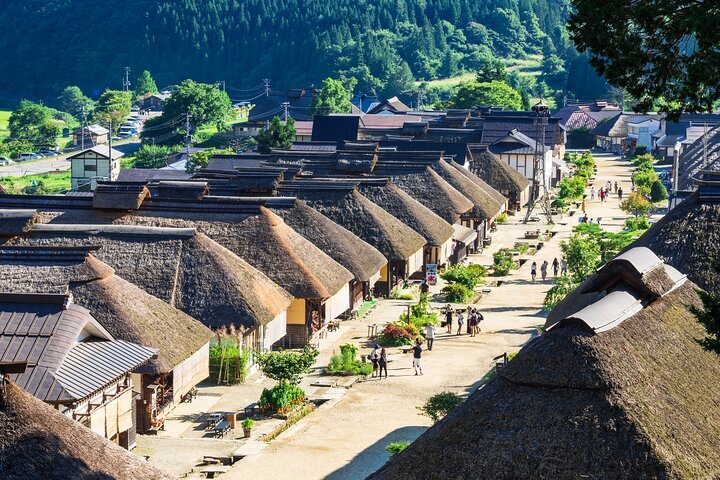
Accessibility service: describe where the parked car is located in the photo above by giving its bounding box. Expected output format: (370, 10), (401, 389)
(0, 156), (13, 166)
(39, 148), (61, 156)
(19, 152), (40, 161)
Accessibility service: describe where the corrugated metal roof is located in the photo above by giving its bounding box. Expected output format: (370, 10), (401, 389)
(54, 340), (156, 399)
(561, 288), (644, 333)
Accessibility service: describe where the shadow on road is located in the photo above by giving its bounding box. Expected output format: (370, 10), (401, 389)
(323, 426), (427, 480)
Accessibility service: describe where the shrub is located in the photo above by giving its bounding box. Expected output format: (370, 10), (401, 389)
(378, 324), (414, 347)
(543, 275), (580, 310)
(551, 197), (567, 209)
(441, 264), (487, 289)
(492, 248), (516, 276)
(495, 212), (508, 224)
(634, 145), (648, 156)
(558, 176), (586, 199)
(209, 336), (250, 384)
(620, 192), (653, 218)
(242, 418), (255, 429)
(259, 384), (306, 414)
(385, 442), (410, 457)
(624, 215), (650, 231)
(255, 346), (319, 385)
(326, 343), (373, 376)
(443, 283), (473, 303)
(399, 295), (439, 328)
(390, 287), (416, 300)
(650, 179), (668, 202)
(419, 391), (464, 422)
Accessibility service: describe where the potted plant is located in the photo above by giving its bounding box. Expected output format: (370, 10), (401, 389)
(242, 418), (255, 438)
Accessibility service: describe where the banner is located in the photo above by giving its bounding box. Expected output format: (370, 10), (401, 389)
(425, 264), (438, 285)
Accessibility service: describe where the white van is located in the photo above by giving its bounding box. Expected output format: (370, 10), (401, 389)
(19, 152), (40, 161)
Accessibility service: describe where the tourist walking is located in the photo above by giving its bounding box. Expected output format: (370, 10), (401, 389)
(530, 261), (537, 282)
(614, 181), (618, 193)
(475, 310), (484, 334)
(412, 339), (423, 375)
(425, 323), (435, 351)
(618, 187), (624, 201)
(540, 260), (548, 281)
(456, 310), (465, 335)
(370, 344), (380, 378)
(590, 186), (596, 200)
(444, 304), (453, 334)
(552, 257), (559, 277)
(598, 189), (604, 202)
(606, 180), (612, 192)
(560, 257), (568, 276)
(468, 308), (477, 337)
(378, 348), (388, 379)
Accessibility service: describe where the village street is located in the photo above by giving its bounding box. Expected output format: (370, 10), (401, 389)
(134, 152), (642, 479)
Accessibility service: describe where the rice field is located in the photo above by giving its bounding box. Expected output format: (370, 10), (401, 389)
(415, 54), (544, 89)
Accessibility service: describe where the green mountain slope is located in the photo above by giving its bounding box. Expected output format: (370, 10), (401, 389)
(0, 0), (597, 101)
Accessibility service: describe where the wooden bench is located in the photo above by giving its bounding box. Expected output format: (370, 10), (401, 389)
(399, 345), (414, 354)
(524, 230), (541, 239)
(205, 413), (223, 430)
(214, 419), (231, 438)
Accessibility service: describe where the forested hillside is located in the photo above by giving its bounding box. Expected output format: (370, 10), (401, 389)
(0, 0), (604, 101)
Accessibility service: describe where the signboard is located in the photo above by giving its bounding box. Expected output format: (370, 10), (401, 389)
(425, 264), (438, 285)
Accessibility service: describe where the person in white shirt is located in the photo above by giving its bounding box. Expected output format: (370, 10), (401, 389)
(425, 323), (435, 350)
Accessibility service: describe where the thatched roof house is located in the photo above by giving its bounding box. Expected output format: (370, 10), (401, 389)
(431, 157), (507, 220)
(0, 246), (211, 375)
(373, 248), (720, 479)
(468, 147), (531, 207)
(631, 174), (720, 295)
(2, 223), (292, 332)
(269, 199), (386, 284)
(277, 180), (426, 264)
(372, 160), (473, 224)
(0, 378), (173, 480)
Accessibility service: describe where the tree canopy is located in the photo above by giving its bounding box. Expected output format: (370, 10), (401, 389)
(57, 86), (95, 119)
(7, 100), (61, 147)
(256, 116), (296, 154)
(93, 89), (132, 132)
(134, 70), (158, 98)
(162, 80), (232, 130)
(446, 81), (523, 110)
(568, 0), (718, 117)
(310, 77), (354, 117)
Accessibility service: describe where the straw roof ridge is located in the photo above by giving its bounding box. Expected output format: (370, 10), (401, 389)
(631, 191), (720, 295)
(378, 166), (473, 224)
(0, 209), (39, 236)
(0, 197), (352, 300)
(357, 182), (453, 247)
(0, 248), (212, 374)
(432, 159), (505, 219)
(0, 380), (174, 480)
(3, 229), (292, 330)
(270, 200), (386, 282)
(278, 184), (426, 261)
(372, 280), (720, 479)
(469, 148), (531, 194)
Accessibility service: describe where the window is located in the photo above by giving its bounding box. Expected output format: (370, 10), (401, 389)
(85, 164), (97, 172)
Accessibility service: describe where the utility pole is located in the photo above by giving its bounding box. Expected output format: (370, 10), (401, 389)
(80, 107), (87, 151)
(523, 100), (553, 224)
(281, 102), (290, 122)
(263, 78), (270, 97)
(185, 113), (192, 158)
(123, 67), (131, 92)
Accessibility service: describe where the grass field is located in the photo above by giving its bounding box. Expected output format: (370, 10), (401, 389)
(0, 110), (11, 139)
(0, 171), (71, 194)
(415, 54), (544, 89)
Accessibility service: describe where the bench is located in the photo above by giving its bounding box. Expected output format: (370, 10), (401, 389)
(400, 346), (414, 354)
(214, 419), (231, 438)
(366, 323), (380, 338)
(205, 413), (223, 430)
(524, 230), (541, 239)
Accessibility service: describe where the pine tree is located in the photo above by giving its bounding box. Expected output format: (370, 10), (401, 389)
(134, 70), (158, 98)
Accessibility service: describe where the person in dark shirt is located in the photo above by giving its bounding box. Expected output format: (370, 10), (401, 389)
(378, 348), (388, 379)
(412, 338), (423, 375)
(444, 304), (453, 334)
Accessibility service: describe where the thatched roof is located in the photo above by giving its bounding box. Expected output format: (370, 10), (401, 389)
(0, 195), (353, 300)
(0, 210), (39, 236)
(356, 179), (454, 247)
(431, 159), (506, 219)
(277, 180), (426, 262)
(0, 379), (173, 480)
(468, 147), (531, 194)
(372, 163), (473, 224)
(373, 251), (720, 479)
(3, 225), (292, 330)
(92, 181), (149, 210)
(632, 189), (720, 295)
(270, 199), (386, 282)
(0, 246), (212, 374)
(676, 124), (720, 190)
